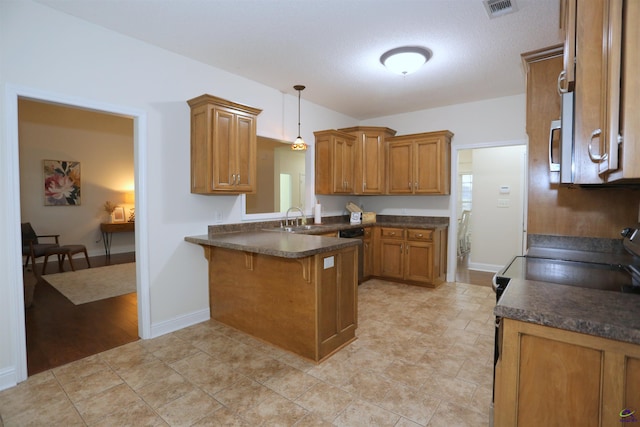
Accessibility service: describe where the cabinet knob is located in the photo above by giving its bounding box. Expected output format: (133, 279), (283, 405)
(417, 233), (423, 238)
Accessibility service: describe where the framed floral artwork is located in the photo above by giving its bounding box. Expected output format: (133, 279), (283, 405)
(44, 160), (81, 206)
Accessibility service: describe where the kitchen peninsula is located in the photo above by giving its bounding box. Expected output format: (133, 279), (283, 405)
(185, 230), (359, 362)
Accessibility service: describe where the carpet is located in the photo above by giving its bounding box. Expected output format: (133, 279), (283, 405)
(43, 263), (136, 305)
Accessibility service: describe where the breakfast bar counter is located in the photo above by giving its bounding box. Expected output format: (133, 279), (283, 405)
(186, 230), (359, 362)
(185, 230), (360, 258)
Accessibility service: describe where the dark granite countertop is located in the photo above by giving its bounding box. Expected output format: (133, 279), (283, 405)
(281, 221), (448, 236)
(185, 231), (360, 259)
(495, 247), (640, 345)
(495, 278), (640, 345)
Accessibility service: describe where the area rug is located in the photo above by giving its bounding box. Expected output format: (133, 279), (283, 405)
(43, 263), (136, 305)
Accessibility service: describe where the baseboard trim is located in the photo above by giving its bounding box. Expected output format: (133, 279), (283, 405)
(149, 308), (210, 338)
(467, 261), (502, 273)
(0, 366), (18, 392)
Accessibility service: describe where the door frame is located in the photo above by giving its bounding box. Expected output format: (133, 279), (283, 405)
(4, 83), (151, 383)
(448, 139), (528, 281)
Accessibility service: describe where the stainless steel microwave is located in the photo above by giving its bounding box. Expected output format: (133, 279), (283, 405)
(548, 91), (575, 183)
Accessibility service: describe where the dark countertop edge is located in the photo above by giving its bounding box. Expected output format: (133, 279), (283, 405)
(207, 215), (449, 236)
(185, 233), (360, 259)
(494, 278), (640, 346)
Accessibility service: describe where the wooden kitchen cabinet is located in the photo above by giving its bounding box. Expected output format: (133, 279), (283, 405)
(376, 226), (445, 287)
(495, 318), (640, 426)
(607, 0), (640, 182)
(563, 0), (639, 183)
(188, 94), (261, 194)
(522, 45), (639, 239)
(386, 130), (453, 195)
(404, 229), (435, 284)
(314, 130), (357, 194)
(338, 126), (397, 194)
(379, 227), (404, 279)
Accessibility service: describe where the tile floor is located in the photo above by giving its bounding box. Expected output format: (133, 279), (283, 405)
(0, 279), (496, 426)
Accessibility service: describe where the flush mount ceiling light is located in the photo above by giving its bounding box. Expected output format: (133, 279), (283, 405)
(380, 46), (432, 75)
(291, 85), (307, 151)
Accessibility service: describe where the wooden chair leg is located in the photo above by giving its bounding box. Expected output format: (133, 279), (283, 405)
(67, 254), (76, 271)
(83, 248), (91, 268)
(42, 254), (50, 275)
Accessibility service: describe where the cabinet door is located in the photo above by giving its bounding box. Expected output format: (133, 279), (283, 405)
(404, 242), (433, 284)
(212, 108), (236, 190)
(332, 136), (355, 193)
(608, 0), (640, 181)
(234, 113), (257, 192)
(414, 137), (444, 194)
(360, 132), (385, 194)
(190, 104), (212, 193)
(560, 0), (576, 92)
(380, 240), (403, 279)
(516, 334), (601, 426)
(573, 0), (609, 184)
(387, 141), (413, 193)
(626, 356), (640, 409)
(318, 248), (357, 359)
(315, 134), (332, 194)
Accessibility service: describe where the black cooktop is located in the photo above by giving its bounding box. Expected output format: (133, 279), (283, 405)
(497, 256), (640, 293)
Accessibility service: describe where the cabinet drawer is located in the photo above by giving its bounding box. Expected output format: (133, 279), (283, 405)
(407, 228), (433, 241)
(364, 228), (372, 239)
(380, 227), (404, 239)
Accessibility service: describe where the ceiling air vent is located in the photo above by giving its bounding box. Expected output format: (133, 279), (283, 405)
(483, 0), (518, 18)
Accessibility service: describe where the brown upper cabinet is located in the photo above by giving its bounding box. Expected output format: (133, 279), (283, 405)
(386, 130), (453, 195)
(562, 0), (639, 183)
(188, 94), (262, 194)
(338, 126), (397, 195)
(314, 129), (357, 194)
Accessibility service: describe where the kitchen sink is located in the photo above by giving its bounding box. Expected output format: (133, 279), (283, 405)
(263, 224), (330, 233)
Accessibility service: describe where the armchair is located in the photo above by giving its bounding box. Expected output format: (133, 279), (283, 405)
(21, 222), (60, 272)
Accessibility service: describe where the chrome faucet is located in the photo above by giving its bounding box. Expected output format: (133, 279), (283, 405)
(285, 206), (306, 226)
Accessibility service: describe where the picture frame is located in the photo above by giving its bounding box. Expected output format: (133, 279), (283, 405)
(44, 159), (81, 206)
(113, 206), (126, 222)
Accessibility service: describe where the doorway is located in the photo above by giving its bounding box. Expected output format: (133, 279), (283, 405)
(5, 85), (150, 383)
(19, 99), (138, 374)
(452, 143), (527, 284)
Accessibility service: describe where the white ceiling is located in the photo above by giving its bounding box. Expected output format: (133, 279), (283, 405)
(35, 0), (562, 120)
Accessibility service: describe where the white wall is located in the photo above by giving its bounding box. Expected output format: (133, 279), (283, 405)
(19, 99), (136, 257)
(0, 0), (355, 389)
(469, 145), (526, 270)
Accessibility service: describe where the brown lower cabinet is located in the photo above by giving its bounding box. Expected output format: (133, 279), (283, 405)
(495, 318), (640, 426)
(373, 226), (446, 287)
(204, 245), (357, 362)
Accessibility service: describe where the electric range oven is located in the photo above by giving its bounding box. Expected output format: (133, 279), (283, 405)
(489, 227), (640, 426)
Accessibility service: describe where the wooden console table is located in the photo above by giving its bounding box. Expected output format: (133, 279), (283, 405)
(100, 222), (135, 257)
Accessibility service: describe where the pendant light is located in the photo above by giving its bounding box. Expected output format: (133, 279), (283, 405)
(291, 85), (307, 151)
